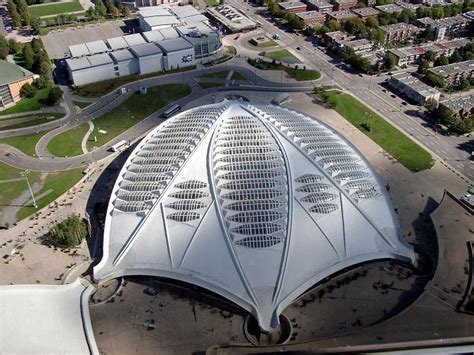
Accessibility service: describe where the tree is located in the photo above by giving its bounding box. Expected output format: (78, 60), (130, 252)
(47, 86), (63, 105)
(424, 97), (438, 112)
(86, 6), (98, 20)
(110, 5), (120, 18)
(30, 17), (41, 35)
(121, 4), (130, 17)
(327, 20), (341, 32)
(8, 1), (22, 28)
(384, 52), (396, 70)
(424, 50), (436, 62)
(95, 0), (107, 17)
(0, 36), (8, 60)
(449, 49), (462, 64)
(22, 43), (35, 70)
(424, 73), (445, 88)
(434, 54), (448, 67)
(104, 0), (114, 13)
(31, 38), (44, 53)
(417, 60), (429, 74)
(399, 9), (415, 24)
(431, 5), (444, 19)
(365, 16), (379, 28)
(15, 0), (30, 26)
(20, 83), (37, 98)
(8, 38), (20, 54)
(459, 79), (470, 91)
(343, 18), (365, 35)
(46, 214), (87, 247)
(33, 76), (50, 89)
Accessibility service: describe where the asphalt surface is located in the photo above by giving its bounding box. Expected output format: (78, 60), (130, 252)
(225, 0), (473, 182)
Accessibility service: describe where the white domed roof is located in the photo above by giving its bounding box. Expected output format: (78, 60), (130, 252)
(94, 100), (414, 331)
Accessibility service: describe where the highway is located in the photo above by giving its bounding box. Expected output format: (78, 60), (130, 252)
(226, 0), (473, 181)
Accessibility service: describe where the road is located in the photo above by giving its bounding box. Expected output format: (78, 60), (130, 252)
(225, 0), (473, 181)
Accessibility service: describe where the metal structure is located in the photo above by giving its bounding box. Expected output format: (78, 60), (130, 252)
(94, 100), (414, 332)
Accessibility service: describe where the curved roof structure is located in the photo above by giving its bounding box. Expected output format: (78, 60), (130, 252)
(94, 100), (414, 332)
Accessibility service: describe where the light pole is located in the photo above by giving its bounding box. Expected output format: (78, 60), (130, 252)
(21, 170), (37, 209)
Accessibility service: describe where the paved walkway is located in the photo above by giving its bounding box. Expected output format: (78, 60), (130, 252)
(81, 121), (94, 154)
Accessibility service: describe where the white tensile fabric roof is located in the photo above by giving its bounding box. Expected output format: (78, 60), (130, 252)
(0, 279), (98, 354)
(94, 100), (414, 331)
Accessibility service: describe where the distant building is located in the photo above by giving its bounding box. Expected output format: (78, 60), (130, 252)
(305, 0), (333, 13)
(379, 23), (421, 43)
(206, 4), (259, 33)
(375, 3), (403, 13)
(428, 59), (474, 86)
(326, 9), (358, 22)
(350, 7), (380, 21)
(343, 38), (373, 54)
(388, 72), (440, 105)
(396, 1), (422, 11)
(333, 0), (357, 11)
(0, 60), (37, 110)
(441, 95), (474, 119)
(324, 31), (373, 54)
(131, 0), (187, 7)
(278, 1), (307, 13)
(417, 15), (470, 40)
(296, 10), (326, 26)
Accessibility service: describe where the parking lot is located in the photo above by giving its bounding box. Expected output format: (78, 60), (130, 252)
(42, 20), (133, 59)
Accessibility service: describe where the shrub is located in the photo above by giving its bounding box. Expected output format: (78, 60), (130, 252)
(20, 83), (37, 98)
(47, 86), (63, 105)
(33, 76), (50, 89)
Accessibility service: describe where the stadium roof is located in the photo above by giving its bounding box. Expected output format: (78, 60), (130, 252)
(0, 60), (34, 86)
(94, 101), (414, 332)
(0, 279), (98, 354)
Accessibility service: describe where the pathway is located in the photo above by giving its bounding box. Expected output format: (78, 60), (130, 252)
(81, 121), (94, 154)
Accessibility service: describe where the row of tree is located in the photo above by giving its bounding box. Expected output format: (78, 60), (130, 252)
(427, 103), (474, 135)
(7, 0), (30, 28)
(266, 0), (305, 31)
(85, 0), (130, 21)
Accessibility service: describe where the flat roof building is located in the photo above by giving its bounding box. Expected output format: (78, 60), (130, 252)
(157, 37), (194, 70)
(333, 0), (357, 10)
(388, 72), (440, 104)
(428, 59), (474, 86)
(206, 4), (259, 33)
(350, 7), (381, 19)
(278, 1), (307, 13)
(296, 10), (327, 25)
(94, 100), (415, 332)
(327, 9), (358, 21)
(376, 3), (403, 13)
(441, 95), (474, 118)
(106, 36), (129, 51)
(305, 0), (333, 13)
(379, 23), (421, 43)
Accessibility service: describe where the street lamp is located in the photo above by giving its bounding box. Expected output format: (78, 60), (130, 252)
(20, 170), (37, 209)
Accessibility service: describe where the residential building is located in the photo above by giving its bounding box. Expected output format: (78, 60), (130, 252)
(428, 60), (474, 86)
(324, 30), (354, 46)
(326, 9), (358, 21)
(343, 38), (373, 54)
(296, 10), (327, 25)
(305, 0), (333, 13)
(0, 60), (37, 110)
(333, 0), (357, 11)
(324, 31), (373, 54)
(206, 4), (259, 32)
(396, 1), (422, 11)
(375, 3), (403, 13)
(417, 15), (470, 40)
(278, 1), (307, 13)
(350, 7), (381, 21)
(126, 0), (186, 7)
(388, 72), (440, 104)
(441, 95), (474, 118)
(379, 23), (421, 43)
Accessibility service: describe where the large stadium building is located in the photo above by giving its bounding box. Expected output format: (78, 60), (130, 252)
(94, 100), (415, 332)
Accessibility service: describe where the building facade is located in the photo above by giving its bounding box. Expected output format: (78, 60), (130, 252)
(296, 10), (327, 26)
(428, 60), (474, 86)
(379, 23), (421, 43)
(0, 60), (38, 109)
(278, 1), (307, 13)
(388, 72), (440, 104)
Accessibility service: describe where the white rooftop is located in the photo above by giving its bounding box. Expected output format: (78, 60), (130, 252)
(0, 279), (98, 354)
(170, 5), (202, 19)
(142, 30), (165, 42)
(106, 36), (129, 50)
(110, 48), (135, 62)
(69, 43), (89, 57)
(138, 6), (172, 17)
(85, 40), (108, 55)
(94, 101), (415, 332)
(123, 33), (147, 47)
(130, 43), (162, 57)
(143, 15), (182, 28)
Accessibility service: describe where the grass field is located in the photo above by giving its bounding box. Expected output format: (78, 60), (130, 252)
(0, 88), (51, 116)
(16, 168), (85, 222)
(248, 39), (277, 48)
(47, 123), (89, 157)
(204, 0), (219, 5)
(247, 59), (320, 81)
(231, 72), (246, 81)
(0, 131), (50, 156)
(73, 66), (196, 97)
(264, 49), (297, 62)
(28, 1), (83, 18)
(0, 113), (64, 131)
(200, 71), (229, 79)
(198, 82), (222, 89)
(226, 46), (237, 55)
(321, 91), (433, 172)
(87, 84), (191, 150)
(73, 101), (92, 109)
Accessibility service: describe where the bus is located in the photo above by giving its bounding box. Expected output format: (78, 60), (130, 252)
(110, 140), (127, 152)
(162, 104), (181, 118)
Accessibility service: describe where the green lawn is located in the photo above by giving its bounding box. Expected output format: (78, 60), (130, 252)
(226, 46), (236, 55)
(264, 49), (298, 62)
(200, 71), (229, 79)
(28, 1), (83, 17)
(198, 82), (222, 89)
(248, 39), (278, 48)
(247, 59), (320, 81)
(231, 72), (246, 81)
(0, 88), (51, 116)
(87, 83), (191, 150)
(321, 91), (433, 172)
(0, 131), (50, 156)
(73, 100), (92, 109)
(16, 168), (85, 222)
(0, 113), (64, 131)
(204, 0), (219, 5)
(73, 66), (196, 97)
(47, 123), (89, 157)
